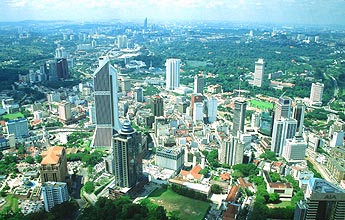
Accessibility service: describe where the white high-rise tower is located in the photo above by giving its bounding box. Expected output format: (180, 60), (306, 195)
(166, 58), (181, 90)
(309, 82), (324, 106)
(253, 58), (265, 87)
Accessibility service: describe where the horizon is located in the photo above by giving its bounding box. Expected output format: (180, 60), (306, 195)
(1, 0), (345, 27)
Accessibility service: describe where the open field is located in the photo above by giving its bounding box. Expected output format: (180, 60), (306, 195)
(149, 188), (209, 220)
(2, 112), (24, 120)
(267, 201), (291, 208)
(249, 99), (274, 110)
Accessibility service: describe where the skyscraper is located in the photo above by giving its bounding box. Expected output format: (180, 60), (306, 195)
(293, 100), (305, 136)
(271, 118), (297, 156)
(232, 98), (247, 136)
(294, 178), (345, 220)
(275, 97), (292, 121)
(93, 56), (121, 148)
(207, 96), (218, 123)
(253, 58), (265, 87)
(310, 82), (324, 106)
(165, 58), (181, 90)
(193, 102), (204, 123)
(143, 17), (148, 32)
(151, 95), (164, 117)
(58, 101), (72, 122)
(113, 120), (142, 188)
(219, 135), (244, 166)
(194, 74), (205, 94)
(282, 137), (307, 163)
(42, 182), (69, 212)
(6, 118), (29, 138)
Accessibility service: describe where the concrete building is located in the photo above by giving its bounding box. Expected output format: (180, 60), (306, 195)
(194, 74), (205, 94)
(293, 100), (305, 136)
(193, 102), (204, 123)
(58, 101), (72, 121)
(330, 131), (344, 148)
(156, 147), (185, 171)
(271, 118), (297, 156)
(42, 181), (69, 212)
(88, 104), (96, 124)
(283, 137), (307, 163)
(275, 96), (292, 121)
(113, 120), (142, 188)
(327, 147), (345, 182)
(6, 118), (29, 139)
(309, 82), (324, 106)
(219, 135), (244, 166)
(253, 58), (265, 87)
(294, 178), (345, 220)
(117, 35), (128, 49)
(151, 95), (164, 117)
(121, 78), (131, 94)
(40, 146), (68, 183)
(165, 58), (181, 90)
(93, 56), (121, 148)
(259, 111), (274, 136)
(134, 87), (144, 102)
(207, 96), (217, 123)
(47, 92), (61, 103)
(232, 98), (246, 136)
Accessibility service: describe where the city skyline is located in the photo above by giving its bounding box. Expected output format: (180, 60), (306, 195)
(1, 0), (345, 26)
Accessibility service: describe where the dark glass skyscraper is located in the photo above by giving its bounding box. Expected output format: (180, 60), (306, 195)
(232, 98), (246, 136)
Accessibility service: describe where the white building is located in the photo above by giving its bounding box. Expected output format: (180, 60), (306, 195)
(207, 96), (217, 123)
(283, 137), (307, 162)
(309, 82), (324, 106)
(117, 35), (128, 49)
(330, 130), (344, 148)
(165, 58), (181, 90)
(88, 105), (96, 124)
(156, 147), (185, 171)
(271, 118), (297, 156)
(58, 101), (72, 121)
(42, 182), (69, 212)
(193, 102), (204, 123)
(253, 58), (265, 87)
(6, 118), (29, 138)
(219, 135), (244, 166)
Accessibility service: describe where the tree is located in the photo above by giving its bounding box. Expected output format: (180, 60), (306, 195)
(259, 151), (277, 161)
(211, 184), (223, 194)
(25, 156), (35, 164)
(35, 155), (43, 163)
(269, 172), (281, 182)
(84, 181), (95, 194)
(268, 193), (280, 203)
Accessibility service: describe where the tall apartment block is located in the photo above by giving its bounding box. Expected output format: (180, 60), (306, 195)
(309, 82), (324, 106)
(165, 58), (181, 90)
(253, 58), (265, 87)
(42, 181), (69, 212)
(93, 56), (121, 148)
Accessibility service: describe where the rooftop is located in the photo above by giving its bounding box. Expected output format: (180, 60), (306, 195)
(309, 178), (344, 194)
(41, 146), (64, 165)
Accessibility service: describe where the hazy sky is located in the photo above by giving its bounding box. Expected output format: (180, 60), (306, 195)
(1, 0), (345, 25)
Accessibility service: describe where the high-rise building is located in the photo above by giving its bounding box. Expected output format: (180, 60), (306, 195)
(194, 74), (205, 94)
(156, 147), (185, 171)
(113, 120), (142, 188)
(42, 181), (69, 212)
(143, 17), (148, 32)
(6, 118), (29, 138)
(330, 131), (344, 148)
(253, 58), (265, 87)
(271, 118), (297, 156)
(259, 110), (274, 136)
(293, 178), (345, 220)
(282, 137), (307, 163)
(121, 78), (131, 94)
(93, 56), (121, 148)
(219, 135), (244, 166)
(134, 87), (144, 102)
(275, 97), (292, 121)
(55, 46), (66, 59)
(232, 98), (247, 136)
(310, 82), (324, 106)
(293, 100), (305, 136)
(117, 35), (128, 49)
(207, 96), (217, 123)
(58, 101), (72, 121)
(165, 58), (181, 90)
(88, 104), (96, 124)
(151, 95), (164, 117)
(193, 102), (204, 123)
(40, 146), (68, 183)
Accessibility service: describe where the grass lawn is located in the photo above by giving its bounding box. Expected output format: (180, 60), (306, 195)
(250, 99), (274, 110)
(1, 195), (19, 213)
(267, 200), (292, 208)
(2, 112), (24, 120)
(149, 188), (209, 220)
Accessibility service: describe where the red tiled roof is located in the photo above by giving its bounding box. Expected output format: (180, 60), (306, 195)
(41, 146), (64, 165)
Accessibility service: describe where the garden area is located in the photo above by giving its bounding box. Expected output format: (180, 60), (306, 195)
(249, 99), (274, 110)
(148, 187), (210, 220)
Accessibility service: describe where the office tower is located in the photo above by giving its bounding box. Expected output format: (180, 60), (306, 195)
(165, 58), (181, 90)
(193, 102), (204, 123)
(207, 96), (217, 123)
(271, 118), (297, 156)
(282, 137), (307, 163)
(117, 35), (128, 49)
(275, 97), (292, 121)
(55, 46), (66, 59)
(88, 104), (96, 124)
(232, 98), (247, 136)
(143, 17), (148, 32)
(190, 93), (203, 112)
(42, 182), (69, 212)
(310, 82), (324, 106)
(293, 178), (345, 220)
(194, 74), (205, 94)
(293, 100), (305, 136)
(113, 120), (142, 188)
(47, 92), (61, 103)
(58, 101), (72, 121)
(251, 112), (260, 128)
(93, 56), (121, 148)
(151, 95), (164, 117)
(40, 146), (68, 183)
(219, 135), (244, 166)
(121, 78), (131, 94)
(134, 87), (144, 102)
(253, 58), (265, 87)
(330, 130), (344, 148)
(6, 118), (29, 138)
(156, 147), (185, 171)
(91, 39), (97, 48)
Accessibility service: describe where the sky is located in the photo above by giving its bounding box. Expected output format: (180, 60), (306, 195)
(1, 0), (345, 26)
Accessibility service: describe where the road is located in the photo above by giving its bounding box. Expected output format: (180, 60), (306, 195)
(325, 73), (338, 105)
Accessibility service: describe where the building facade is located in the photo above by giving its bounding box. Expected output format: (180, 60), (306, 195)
(40, 146), (68, 184)
(271, 118), (297, 156)
(6, 118), (29, 139)
(194, 74), (205, 94)
(58, 101), (72, 121)
(253, 58), (265, 87)
(282, 137), (307, 163)
(207, 96), (217, 123)
(293, 100), (305, 136)
(232, 98), (247, 136)
(151, 95), (164, 117)
(42, 181), (69, 212)
(165, 58), (181, 90)
(274, 97), (292, 121)
(309, 82), (324, 106)
(156, 147), (185, 171)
